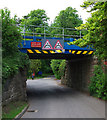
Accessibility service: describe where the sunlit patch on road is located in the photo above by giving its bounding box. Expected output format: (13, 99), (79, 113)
(43, 78), (51, 79)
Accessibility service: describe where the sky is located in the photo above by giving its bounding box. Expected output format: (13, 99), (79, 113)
(0, 0), (91, 24)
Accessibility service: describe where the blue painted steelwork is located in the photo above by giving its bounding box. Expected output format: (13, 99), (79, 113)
(19, 36), (93, 53)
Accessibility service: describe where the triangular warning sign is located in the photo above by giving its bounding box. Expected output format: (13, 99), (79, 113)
(42, 40), (53, 49)
(54, 40), (63, 50)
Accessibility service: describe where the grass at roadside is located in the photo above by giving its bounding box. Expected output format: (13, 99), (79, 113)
(2, 101), (28, 120)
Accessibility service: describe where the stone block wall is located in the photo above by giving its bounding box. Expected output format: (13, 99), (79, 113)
(61, 56), (97, 92)
(2, 68), (27, 106)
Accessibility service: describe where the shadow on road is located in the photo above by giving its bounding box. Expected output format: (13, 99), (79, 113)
(26, 85), (78, 99)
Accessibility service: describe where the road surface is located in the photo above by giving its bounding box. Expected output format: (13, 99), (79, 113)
(22, 76), (105, 118)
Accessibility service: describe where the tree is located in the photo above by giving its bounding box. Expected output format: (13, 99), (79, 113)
(29, 59), (41, 74)
(54, 7), (82, 28)
(1, 8), (29, 81)
(70, 1), (107, 59)
(21, 9), (50, 35)
(50, 7), (83, 37)
(40, 59), (52, 74)
(2, 8), (21, 57)
(24, 9), (49, 26)
(69, 1), (107, 100)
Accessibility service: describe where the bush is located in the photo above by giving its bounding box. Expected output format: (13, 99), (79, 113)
(89, 65), (107, 100)
(51, 60), (66, 79)
(59, 60), (66, 77)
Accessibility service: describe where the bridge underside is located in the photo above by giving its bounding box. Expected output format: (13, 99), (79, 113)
(27, 53), (91, 60)
(61, 56), (96, 92)
(22, 48), (94, 60)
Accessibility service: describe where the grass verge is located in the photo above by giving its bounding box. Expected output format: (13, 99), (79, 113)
(2, 101), (27, 120)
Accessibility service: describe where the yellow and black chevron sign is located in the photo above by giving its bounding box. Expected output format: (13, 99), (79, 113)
(68, 50), (93, 55)
(27, 49), (62, 54)
(27, 49), (93, 55)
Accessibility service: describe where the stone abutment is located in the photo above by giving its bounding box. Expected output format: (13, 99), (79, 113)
(61, 56), (97, 92)
(2, 68), (27, 106)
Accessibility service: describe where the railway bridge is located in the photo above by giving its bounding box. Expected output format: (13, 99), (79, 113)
(19, 25), (95, 91)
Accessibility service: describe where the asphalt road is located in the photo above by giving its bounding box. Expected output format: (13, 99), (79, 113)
(22, 76), (105, 118)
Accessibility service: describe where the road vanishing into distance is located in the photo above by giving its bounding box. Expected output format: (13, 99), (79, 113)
(22, 76), (105, 118)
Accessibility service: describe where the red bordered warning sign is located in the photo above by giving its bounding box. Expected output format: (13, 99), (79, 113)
(31, 42), (41, 48)
(42, 40), (53, 49)
(54, 40), (63, 50)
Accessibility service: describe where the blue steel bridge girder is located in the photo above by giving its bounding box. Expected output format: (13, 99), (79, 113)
(19, 35), (94, 59)
(18, 25), (94, 59)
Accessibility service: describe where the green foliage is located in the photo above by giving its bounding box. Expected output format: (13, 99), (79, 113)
(70, 1), (107, 59)
(53, 7), (82, 28)
(50, 7), (83, 37)
(40, 59), (52, 74)
(2, 54), (29, 80)
(1, 9), (21, 57)
(27, 59), (53, 78)
(2, 101), (27, 119)
(22, 9), (49, 26)
(59, 60), (66, 77)
(1, 8), (29, 81)
(51, 60), (61, 79)
(20, 9), (50, 36)
(29, 59), (41, 74)
(51, 60), (66, 79)
(89, 65), (107, 100)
